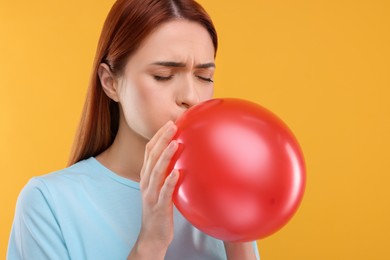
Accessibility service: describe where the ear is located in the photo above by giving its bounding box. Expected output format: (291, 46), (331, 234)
(98, 63), (120, 102)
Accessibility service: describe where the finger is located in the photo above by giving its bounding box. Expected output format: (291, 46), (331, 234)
(158, 169), (180, 206)
(140, 121), (173, 181)
(148, 140), (178, 192)
(142, 122), (177, 183)
(141, 122), (177, 187)
(146, 121), (174, 153)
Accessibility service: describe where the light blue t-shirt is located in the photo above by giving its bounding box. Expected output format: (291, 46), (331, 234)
(8, 157), (260, 260)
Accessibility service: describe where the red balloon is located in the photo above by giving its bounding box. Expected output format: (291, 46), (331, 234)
(168, 98), (306, 242)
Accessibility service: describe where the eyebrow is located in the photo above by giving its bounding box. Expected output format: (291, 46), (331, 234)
(152, 61), (216, 69)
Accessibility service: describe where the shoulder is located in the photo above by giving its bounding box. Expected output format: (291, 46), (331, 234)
(17, 158), (96, 210)
(30, 158), (99, 193)
(13, 177), (61, 237)
(16, 178), (51, 214)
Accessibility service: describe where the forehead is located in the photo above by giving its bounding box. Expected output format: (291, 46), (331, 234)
(128, 20), (215, 66)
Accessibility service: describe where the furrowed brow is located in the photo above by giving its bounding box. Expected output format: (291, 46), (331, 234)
(151, 61), (216, 69)
(152, 61), (186, 67)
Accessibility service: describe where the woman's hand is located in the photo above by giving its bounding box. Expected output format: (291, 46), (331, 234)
(224, 241), (258, 260)
(128, 121), (179, 259)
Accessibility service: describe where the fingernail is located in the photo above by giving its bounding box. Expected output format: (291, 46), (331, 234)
(168, 140), (178, 151)
(170, 169), (179, 179)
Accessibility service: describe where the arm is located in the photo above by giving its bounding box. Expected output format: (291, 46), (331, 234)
(127, 121), (180, 259)
(127, 236), (169, 259)
(224, 241), (258, 260)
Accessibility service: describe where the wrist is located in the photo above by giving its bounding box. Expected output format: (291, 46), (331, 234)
(128, 235), (170, 260)
(224, 241), (257, 260)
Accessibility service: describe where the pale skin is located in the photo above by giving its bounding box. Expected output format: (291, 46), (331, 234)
(96, 19), (257, 259)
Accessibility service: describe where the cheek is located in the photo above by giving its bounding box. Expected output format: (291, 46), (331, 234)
(118, 76), (155, 111)
(199, 85), (214, 102)
(119, 78), (174, 138)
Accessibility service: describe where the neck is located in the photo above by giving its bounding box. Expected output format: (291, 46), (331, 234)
(95, 116), (147, 182)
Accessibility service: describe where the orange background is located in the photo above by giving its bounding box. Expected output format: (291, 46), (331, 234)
(1, 0), (390, 259)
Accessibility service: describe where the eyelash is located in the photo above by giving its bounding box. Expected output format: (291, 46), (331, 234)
(154, 75), (173, 81)
(196, 76), (214, 83)
(153, 75), (214, 83)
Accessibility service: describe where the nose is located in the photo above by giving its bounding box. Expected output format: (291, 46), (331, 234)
(175, 77), (200, 109)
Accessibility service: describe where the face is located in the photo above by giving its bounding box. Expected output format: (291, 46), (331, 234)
(116, 20), (215, 140)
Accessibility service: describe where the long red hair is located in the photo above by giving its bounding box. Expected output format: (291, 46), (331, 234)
(68, 0), (218, 165)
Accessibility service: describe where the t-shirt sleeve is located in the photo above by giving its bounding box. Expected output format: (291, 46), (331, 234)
(7, 178), (71, 260)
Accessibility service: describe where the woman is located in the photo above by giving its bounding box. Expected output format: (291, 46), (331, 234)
(8, 0), (260, 259)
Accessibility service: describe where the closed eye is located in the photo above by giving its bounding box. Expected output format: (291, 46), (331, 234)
(196, 75), (214, 83)
(154, 75), (173, 81)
